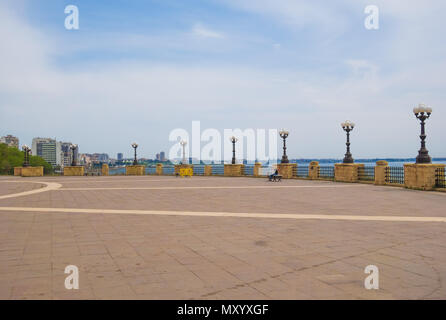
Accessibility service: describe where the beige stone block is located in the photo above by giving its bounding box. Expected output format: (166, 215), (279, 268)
(404, 163), (445, 191)
(253, 162), (262, 177)
(156, 163), (163, 175)
(224, 164), (244, 177)
(374, 161), (388, 185)
(14, 167), (22, 176)
(334, 163), (363, 182)
(21, 166), (44, 177)
(309, 161), (319, 180)
(125, 165), (145, 176)
(101, 164), (109, 176)
(63, 166), (84, 176)
(204, 165), (212, 176)
(277, 163), (296, 179)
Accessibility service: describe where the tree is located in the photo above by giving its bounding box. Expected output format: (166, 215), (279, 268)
(0, 143), (53, 175)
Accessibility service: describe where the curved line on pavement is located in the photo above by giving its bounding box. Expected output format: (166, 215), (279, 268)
(0, 181), (62, 200)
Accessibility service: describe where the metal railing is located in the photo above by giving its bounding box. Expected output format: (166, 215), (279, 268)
(319, 166), (334, 179)
(296, 166), (309, 178)
(385, 166), (405, 184)
(109, 167), (125, 175)
(358, 166), (375, 181)
(212, 165), (224, 175)
(162, 165), (175, 175)
(244, 165), (254, 176)
(436, 167), (446, 188)
(146, 166), (157, 175)
(193, 165), (205, 175)
(84, 168), (101, 176)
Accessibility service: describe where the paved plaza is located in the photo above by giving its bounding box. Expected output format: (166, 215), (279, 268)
(0, 175), (446, 300)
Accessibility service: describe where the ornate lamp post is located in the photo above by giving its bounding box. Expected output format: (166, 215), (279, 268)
(22, 145), (31, 167)
(180, 140), (187, 164)
(279, 129), (289, 163)
(70, 144), (78, 166)
(131, 142), (138, 165)
(341, 121), (355, 163)
(413, 103), (433, 164)
(230, 136), (238, 164)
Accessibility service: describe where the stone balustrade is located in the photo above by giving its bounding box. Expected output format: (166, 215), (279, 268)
(10, 160), (446, 192)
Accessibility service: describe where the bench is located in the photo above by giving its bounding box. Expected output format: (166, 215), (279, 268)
(269, 175), (282, 182)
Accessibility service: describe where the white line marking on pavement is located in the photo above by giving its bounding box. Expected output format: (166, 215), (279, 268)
(0, 181), (62, 200)
(41, 178), (187, 183)
(59, 185), (364, 191)
(0, 206), (444, 223)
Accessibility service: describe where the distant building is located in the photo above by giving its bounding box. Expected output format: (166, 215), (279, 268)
(0, 135), (19, 148)
(59, 142), (73, 167)
(79, 154), (91, 165)
(160, 151), (166, 161)
(117, 153), (123, 161)
(93, 153), (109, 162)
(156, 153), (160, 161)
(31, 138), (60, 166)
(81, 153), (109, 163)
(31, 138), (79, 167)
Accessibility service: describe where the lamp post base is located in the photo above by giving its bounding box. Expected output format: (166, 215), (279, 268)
(416, 153), (432, 164)
(281, 156), (289, 164)
(343, 154), (354, 164)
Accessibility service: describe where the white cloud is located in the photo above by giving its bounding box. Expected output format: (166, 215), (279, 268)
(191, 23), (225, 39)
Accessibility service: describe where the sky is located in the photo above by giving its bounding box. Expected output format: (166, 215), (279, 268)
(0, 0), (445, 160)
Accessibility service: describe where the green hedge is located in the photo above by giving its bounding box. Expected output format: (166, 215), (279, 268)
(0, 143), (53, 175)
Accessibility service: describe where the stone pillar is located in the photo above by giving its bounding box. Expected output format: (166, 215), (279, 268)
(156, 163), (163, 175)
(253, 162), (262, 177)
(64, 166), (85, 176)
(224, 164), (244, 177)
(334, 163), (364, 183)
(125, 165), (145, 175)
(204, 165), (212, 176)
(374, 160), (388, 185)
(404, 163), (446, 191)
(308, 161), (320, 180)
(277, 163), (296, 179)
(14, 167), (22, 176)
(21, 166), (44, 177)
(102, 164), (109, 176)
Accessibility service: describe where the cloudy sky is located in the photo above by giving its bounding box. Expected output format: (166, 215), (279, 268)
(1, 0), (445, 159)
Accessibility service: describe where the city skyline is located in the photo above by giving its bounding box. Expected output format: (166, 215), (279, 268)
(1, 1), (445, 159)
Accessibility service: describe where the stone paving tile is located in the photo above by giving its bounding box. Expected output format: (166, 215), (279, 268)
(0, 181), (44, 196)
(1, 176), (446, 299)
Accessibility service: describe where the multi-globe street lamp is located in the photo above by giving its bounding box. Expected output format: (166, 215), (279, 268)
(180, 140), (187, 164)
(279, 129), (289, 164)
(413, 103), (433, 164)
(341, 120), (355, 163)
(70, 144), (78, 166)
(22, 145), (31, 167)
(230, 136), (238, 164)
(131, 142), (138, 165)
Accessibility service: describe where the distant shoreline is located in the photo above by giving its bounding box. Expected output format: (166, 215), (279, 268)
(290, 158), (446, 164)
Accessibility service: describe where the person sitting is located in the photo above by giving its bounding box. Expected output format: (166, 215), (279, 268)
(269, 169), (279, 181)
